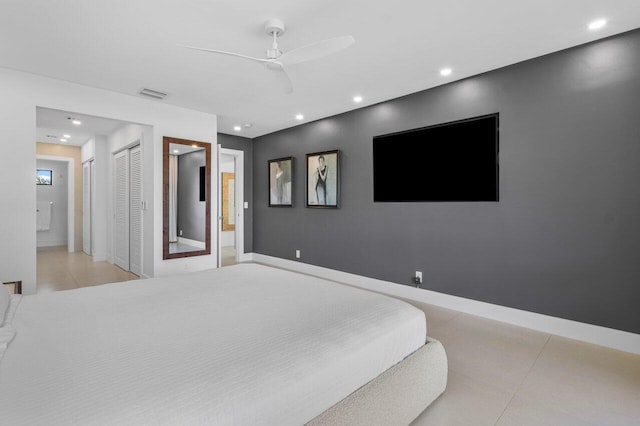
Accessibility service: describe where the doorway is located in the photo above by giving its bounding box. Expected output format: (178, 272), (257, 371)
(36, 157), (74, 251)
(219, 148), (244, 267)
(36, 107), (146, 291)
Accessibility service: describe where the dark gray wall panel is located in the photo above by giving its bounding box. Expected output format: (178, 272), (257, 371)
(218, 133), (253, 253)
(253, 30), (640, 333)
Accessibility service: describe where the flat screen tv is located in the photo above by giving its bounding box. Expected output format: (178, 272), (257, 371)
(373, 113), (499, 202)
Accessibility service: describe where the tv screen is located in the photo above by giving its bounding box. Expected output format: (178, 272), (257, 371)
(373, 113), (499, 202)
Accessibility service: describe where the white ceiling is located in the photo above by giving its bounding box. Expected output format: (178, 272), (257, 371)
(36, 108), (126, 146)
(4, 1), (640, 138)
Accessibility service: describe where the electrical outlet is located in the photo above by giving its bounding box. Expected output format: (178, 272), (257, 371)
(413, 271), (423, 288)
(179, 230), (183, 236)
(295, 250), (301, 259)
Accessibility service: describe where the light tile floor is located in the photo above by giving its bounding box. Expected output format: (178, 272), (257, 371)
(221, 245), (237, 266)
(34, 252), (640, 424)
(37, 246), (138, 292)
(408, 300), (640, 425)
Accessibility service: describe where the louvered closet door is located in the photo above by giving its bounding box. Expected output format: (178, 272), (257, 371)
(129, 145), (142, 276)
(114, 149), (130, 271)
(82, 161), (91, 255)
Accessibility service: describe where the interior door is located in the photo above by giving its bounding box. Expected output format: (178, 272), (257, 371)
(114, 149), (130, 270)
(82, 161), (91, 255)
(129, 145), (142, 276)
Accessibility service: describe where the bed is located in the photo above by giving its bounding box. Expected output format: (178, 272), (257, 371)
(0, 263), (447, 425)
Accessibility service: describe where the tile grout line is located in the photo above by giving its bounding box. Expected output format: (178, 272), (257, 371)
(493, 333), (552, 425)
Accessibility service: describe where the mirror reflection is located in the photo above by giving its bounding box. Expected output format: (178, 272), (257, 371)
(163, 137), (211, 259)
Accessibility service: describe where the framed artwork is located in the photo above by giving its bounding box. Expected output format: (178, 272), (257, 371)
(36, 169), (52, 185)
(268, 157), (293, 207)
(306, 150), (340, 208)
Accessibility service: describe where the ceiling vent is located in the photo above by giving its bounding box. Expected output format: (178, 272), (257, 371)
(139, 88), (168, 99)
(46, 134), (58, 139)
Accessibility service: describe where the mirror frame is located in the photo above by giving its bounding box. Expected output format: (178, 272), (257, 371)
(163, 136), (211, 259)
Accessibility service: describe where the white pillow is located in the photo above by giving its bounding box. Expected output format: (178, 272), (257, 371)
(0, 284), (10, 327)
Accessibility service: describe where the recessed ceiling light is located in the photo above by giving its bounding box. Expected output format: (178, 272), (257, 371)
(295, 114), (304, 121)
(63, 134), (71, 138)
(440, 67), (453, 77)
(60, 138), (67, 142)
(243, 123), (253, 128)
(191, 144), (198, 148)
(233, 125), (242, 131)
(353, 95), (363, 103)
(71, 119), (82, 125)
(588, 19), (607, 31)
(173, 149), (180, 154)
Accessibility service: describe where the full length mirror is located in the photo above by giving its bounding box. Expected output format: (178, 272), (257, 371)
(163, 137), (211, 259)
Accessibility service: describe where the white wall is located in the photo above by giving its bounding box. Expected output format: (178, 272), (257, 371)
(0, 67), (218, 294)
(36, 159), (68, 247)
(81, 138), (95, 163)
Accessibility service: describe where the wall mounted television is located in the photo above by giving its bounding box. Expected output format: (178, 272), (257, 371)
(373, 113), (499, 202)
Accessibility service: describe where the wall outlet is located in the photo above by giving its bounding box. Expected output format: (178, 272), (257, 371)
(413, 271), (423, 288)
(179, 230), (183, 236)
(244, 201), (249, 209)
(295, 250), (301, 259)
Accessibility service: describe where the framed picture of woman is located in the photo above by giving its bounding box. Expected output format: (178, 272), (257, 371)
(268, 157), (293, 207)
(306, 150), (340, 208)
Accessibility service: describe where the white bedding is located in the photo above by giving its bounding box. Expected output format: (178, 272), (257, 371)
(0, 264), (426, 425)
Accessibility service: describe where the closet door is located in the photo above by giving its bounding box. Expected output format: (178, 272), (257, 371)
(129, 145), (142, 276)
(114, 149), (130, 270)
(82, 161), (92, 255)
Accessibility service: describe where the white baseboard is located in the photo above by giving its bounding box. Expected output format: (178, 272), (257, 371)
(177, 237), (205, 249)
(237, 252), (252, 263)
(36, 240), (67, 248)
(249, 253), (640, 355)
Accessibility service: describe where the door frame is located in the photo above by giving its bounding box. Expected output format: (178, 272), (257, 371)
(37, 155), (75, 253)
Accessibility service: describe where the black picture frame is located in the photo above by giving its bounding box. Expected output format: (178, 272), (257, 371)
(268, 157), (294, 207)
(36, 169), (53, 185)
(306, 150), (340, 208)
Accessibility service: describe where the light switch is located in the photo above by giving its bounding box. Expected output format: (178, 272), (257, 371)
(244, 202), (249, 209)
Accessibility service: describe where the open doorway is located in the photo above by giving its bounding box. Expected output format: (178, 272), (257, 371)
(36, 107), (147, 291)
(219, 148), (244, 267)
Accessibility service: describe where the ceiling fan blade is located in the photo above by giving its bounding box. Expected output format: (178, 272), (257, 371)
(177, 44), (271, 63)
(267, 62), (293, 94)
(278, 35), (355, 66)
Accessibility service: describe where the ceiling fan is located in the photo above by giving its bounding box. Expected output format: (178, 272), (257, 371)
(178, 18), (355, 94)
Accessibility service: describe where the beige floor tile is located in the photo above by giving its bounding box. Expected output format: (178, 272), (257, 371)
(411, 370), (513, 426)
(496, 395), (600, 426)
(435, 313), (550, 393)
(37, 246), (139, 292)
(402, 300), (460, 334)
(221, 246), (237, 266)
(517, 335), (640, 425)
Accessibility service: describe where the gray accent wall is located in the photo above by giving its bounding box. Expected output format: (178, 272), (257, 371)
(253, 29), (640, 334)
(177, 150), (206, 242)
(218, 133), (253, 253)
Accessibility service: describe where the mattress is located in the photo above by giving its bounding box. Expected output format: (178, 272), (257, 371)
(0, 263), (426, 425)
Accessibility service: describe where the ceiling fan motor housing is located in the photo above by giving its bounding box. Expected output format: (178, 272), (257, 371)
(264, 18), (285, 37)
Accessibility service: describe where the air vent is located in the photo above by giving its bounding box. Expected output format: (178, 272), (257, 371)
(46, 134), (58, 139)
(139, 88), (168, 99)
